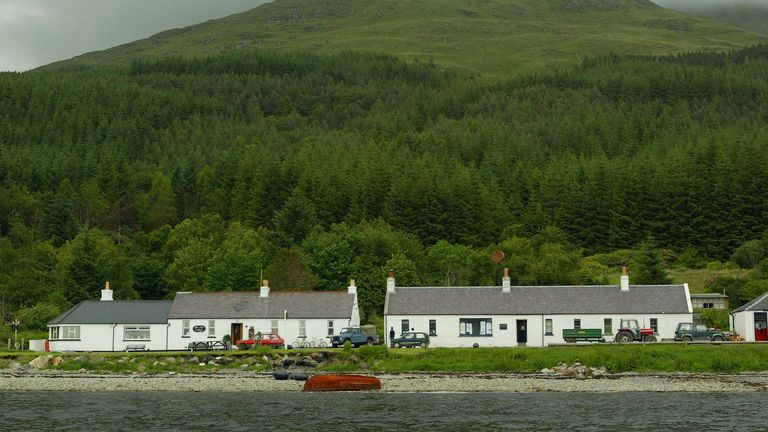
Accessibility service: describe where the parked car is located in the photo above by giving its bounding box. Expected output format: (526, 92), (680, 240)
(392, 332), (430, 348)
(674, 323), (726, 342)
(330, 325), (380, 347)
(236, 333), (285, 349)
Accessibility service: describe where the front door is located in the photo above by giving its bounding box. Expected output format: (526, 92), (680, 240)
(516, 320), (527, 346)
(231, 323), (243, 344)
(755, 313), (768, 341)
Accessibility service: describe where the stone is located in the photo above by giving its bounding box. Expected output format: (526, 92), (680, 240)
(296, 356), (318, 368)
(282, 356), (295, 367)
(78, 368), (87, 373)
(540, 368), (556, 375)
(28, 355), (51, 369)
(73, 355), (87, 364)
(153, 361), (160, 367)
(262, 355), (270, 363)
(8, 362), (22, 370)
(240, 364), (249, 368)
(199, 363), (206, 367)
(207, 360), (218, 366)
(310, 352), (325, 362)
(190, 356), (199, 364)
(168, 371), (177, 376)
(164, 357), (177, 364)
(51, 357), (64, 366)
(348, 355), (361, 364)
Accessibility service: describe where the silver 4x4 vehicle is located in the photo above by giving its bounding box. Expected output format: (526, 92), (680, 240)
(674, 323), (726, 342)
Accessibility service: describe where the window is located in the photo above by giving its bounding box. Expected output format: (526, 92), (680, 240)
(271, 320), (279, 334)
(124, 326), (150, 340)
(208, 320), (216, 338)
(61, 326), (80, 340)
(545, 319), (553, 336)
(429, 320), (437, 336)
(459, 318), (493, 336)
(604, 318), (612, 335)
(650, 318), (658, 334)
(499, 323), (508, 331)
(401, 319), (409, 334)
(327, 320), (334, 336)
(574, 319), (581, 330)
(299, 320), (306, 337)
(182, 320), (190, 337)
(50, 327), (59, 339)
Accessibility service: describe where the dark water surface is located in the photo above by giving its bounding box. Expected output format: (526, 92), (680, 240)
(1, 391), (765, 431)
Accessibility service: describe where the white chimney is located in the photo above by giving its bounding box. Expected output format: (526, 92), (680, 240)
(101, 281), (113, 301)
(386, 270), (396, 294)
(260, 279), (270, 298)
(348, 279), (357, 295)
(620, 266), (630, 292)
(502, 268), (511, 293)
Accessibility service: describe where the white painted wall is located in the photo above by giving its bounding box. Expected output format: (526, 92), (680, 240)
(48, 324), (169, 352)
(385, 313), (692, 347)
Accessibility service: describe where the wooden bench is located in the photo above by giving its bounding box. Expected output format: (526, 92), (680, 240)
(124, 344), (148, 352)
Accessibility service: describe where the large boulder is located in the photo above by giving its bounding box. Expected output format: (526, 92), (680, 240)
(28, 355), (51, 369)
(282, 356), (295, 367)
(296, 356), (318, 368)
(51, 357), (64, 366)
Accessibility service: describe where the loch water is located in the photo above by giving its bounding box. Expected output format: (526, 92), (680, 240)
(1, 391), (765, 431)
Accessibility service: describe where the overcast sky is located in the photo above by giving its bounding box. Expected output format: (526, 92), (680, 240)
(0, 0), (764, 72)
(653, 0), (768, 14)
(0, 0), (267, 71)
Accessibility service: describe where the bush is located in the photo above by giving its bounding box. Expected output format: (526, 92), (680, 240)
(731, 240), (765, 268)
(675, 248), (707, 269)
(15, 303), (62, 331)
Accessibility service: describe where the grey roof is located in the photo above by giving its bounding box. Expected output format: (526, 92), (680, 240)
(690, 293), (728, 299)
(733, 292), (768, 313)
(385, 285), (691, 315)
(168, 291), (356, 319)
(49, 301), (173, 325)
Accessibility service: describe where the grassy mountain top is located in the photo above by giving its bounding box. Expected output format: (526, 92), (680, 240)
(49, 0), (766, 77)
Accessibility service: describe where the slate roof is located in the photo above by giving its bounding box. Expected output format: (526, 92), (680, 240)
(385, 285), (691, 315)
(49, 301), (173, 325)
(732, 292), (768, 313)
(167, 291), (356, 319)
(689, 293), (728, 299)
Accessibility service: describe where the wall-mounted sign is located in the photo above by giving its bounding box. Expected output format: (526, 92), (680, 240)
(193, 325), (206, 333)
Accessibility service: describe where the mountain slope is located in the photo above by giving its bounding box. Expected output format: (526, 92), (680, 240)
(49, 0), (766, 76)
(699, 4), (768, 36)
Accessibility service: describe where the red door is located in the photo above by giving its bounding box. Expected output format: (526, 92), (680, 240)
(755, 313), (768, 341)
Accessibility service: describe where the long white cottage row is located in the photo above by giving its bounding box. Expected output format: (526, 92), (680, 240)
(48, 268), (694, 352)
(48, 281), (360, 352)
(384, 268), (693, 347)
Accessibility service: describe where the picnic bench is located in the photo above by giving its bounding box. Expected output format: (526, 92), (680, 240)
(187, 340), (230, 351)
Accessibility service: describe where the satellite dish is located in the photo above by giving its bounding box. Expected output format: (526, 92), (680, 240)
(491, 250), (505, 264)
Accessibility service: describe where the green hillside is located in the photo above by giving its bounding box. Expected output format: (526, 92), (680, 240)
(699, 4), (768, 36)
(49, 0), (766, 76)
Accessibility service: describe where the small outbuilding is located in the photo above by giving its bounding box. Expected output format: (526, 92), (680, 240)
(384, 268), (693, 347)
(731, 292), (768, 342)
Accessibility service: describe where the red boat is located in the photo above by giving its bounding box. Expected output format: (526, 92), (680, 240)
(303, 374), (381, 392)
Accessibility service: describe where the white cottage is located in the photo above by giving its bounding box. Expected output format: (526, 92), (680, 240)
(48, 284), (172, 352)
(384, 269), (693, 347)
(165, 280), (360, 350)
(731, 292), (768, 342)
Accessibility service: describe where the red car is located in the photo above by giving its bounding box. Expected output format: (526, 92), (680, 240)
(236, 333), (285, 350)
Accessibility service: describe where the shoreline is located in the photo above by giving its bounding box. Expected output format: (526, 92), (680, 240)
(2, 370), (768, 393)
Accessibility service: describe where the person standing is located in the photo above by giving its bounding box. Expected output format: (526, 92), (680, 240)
(389, 327), (396, 347)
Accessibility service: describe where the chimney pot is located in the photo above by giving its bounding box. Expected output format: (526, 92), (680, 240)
(348, 279), (357, 295)
(620, 267), (630, 292)
(502, 268), (511, 293)
(101, 281), (113, 301)
(260, 280), (270, 298)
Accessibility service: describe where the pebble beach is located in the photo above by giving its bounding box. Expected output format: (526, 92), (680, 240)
(3, 370), (768, 393)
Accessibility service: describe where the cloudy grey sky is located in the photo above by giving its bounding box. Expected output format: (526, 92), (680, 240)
(0, 0), (267, 71)
(653, 0), (767, 14)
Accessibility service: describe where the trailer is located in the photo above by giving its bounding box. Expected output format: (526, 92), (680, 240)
(562, 328), (606, 343)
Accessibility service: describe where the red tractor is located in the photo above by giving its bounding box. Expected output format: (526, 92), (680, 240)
(614, 319), (657, 343)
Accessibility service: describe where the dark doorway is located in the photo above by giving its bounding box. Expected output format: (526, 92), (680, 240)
(755, 313), (767, 341)
(516, 320), (527, 346)
(231, 323), (243, 343)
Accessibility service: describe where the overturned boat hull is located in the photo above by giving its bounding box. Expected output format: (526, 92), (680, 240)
(303, 374), (381, 392)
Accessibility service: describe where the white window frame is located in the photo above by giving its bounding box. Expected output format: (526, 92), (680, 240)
(604, 318), (612, 335)
(650, 318), (658, 334)
(182, 319), (190, 337)
(327, 320), (334, 336)
(299, 320), (306, 337)
(429, 319), (437, 336)
(545, 319), (553, 336)
(124, 326), (150, 340)
(208, 320), (216, 338)
(50, 327), (59, 339)
(459, 318), (493, 336)
(401, 319), (410, 334)
(62, 326), (80, 340)
(574, 319), (581, 330)
(271, 320), (279, 334)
